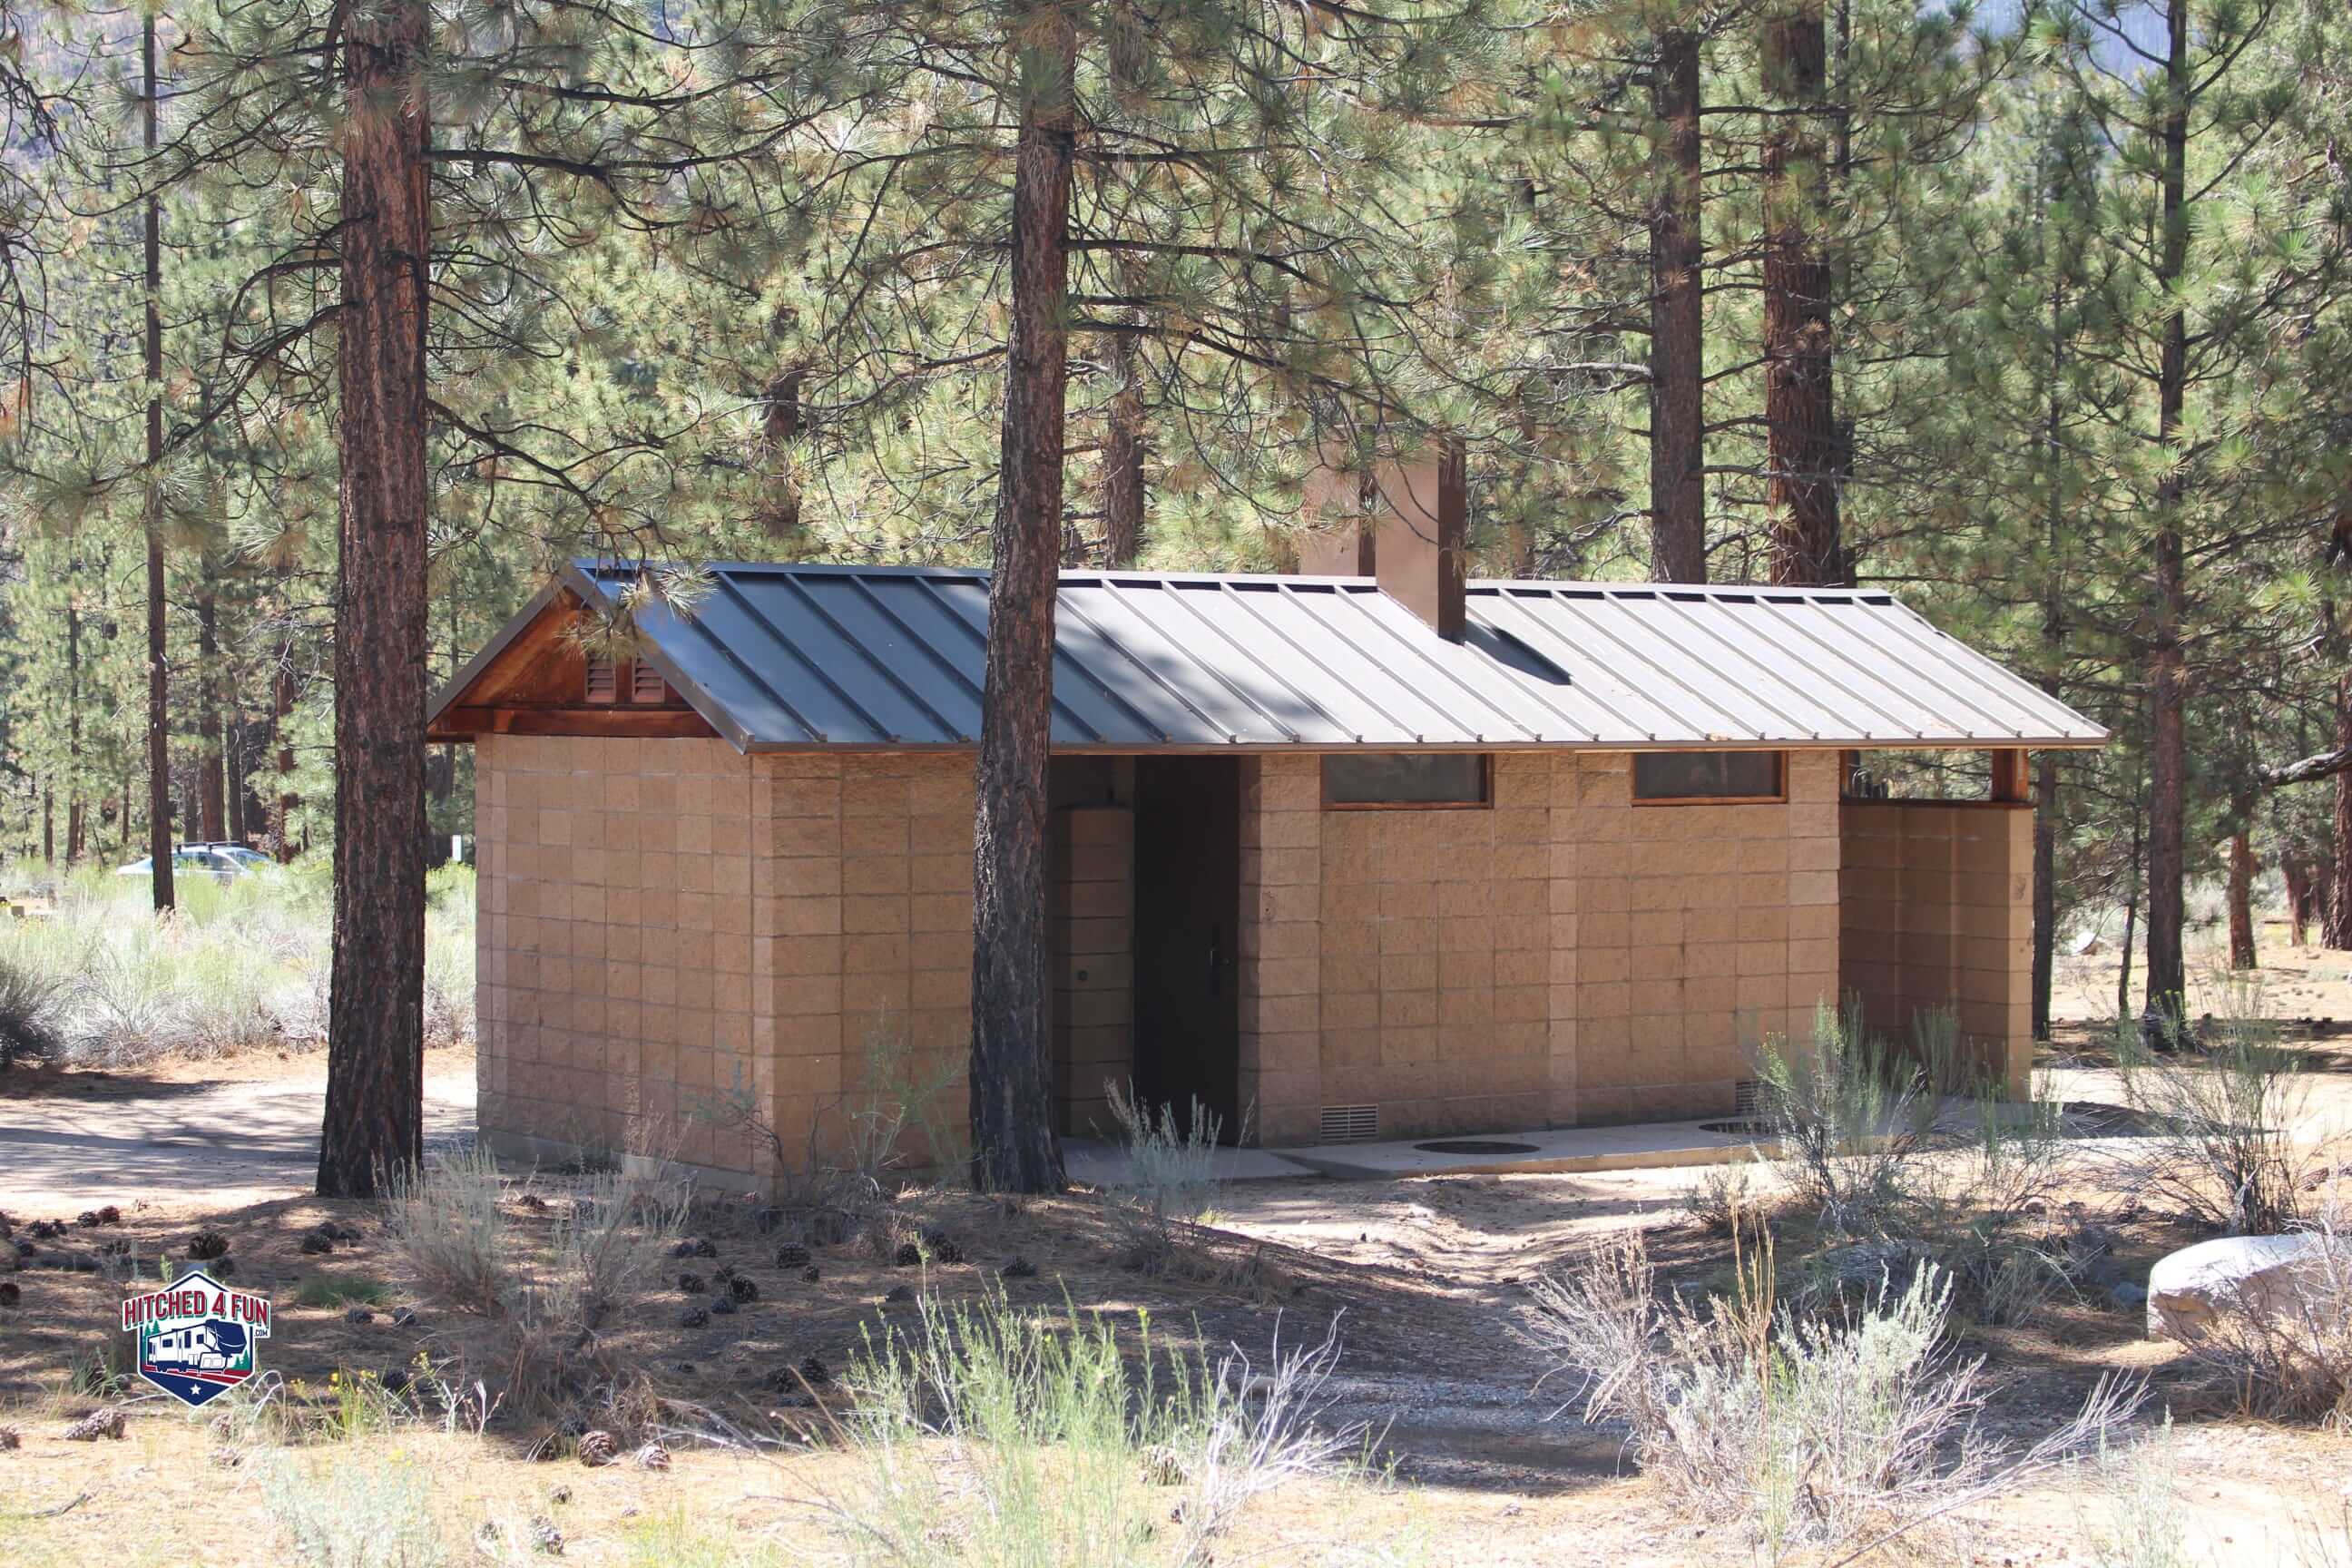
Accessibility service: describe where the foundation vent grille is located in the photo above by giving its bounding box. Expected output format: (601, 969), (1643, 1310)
(1318, 1104), (1379, 1144)
(1733, 1079), (1762, 1117)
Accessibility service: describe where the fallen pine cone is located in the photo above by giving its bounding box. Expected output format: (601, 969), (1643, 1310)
(96, 1205), (122, 1225)
(517, 1193), (548, 1210)
(799, 1265), (820, 1284)
(27, 1220), (63, 1240)
(0, 1281), (18, 1308)
(679, 1305), (709, 1329)
(185, 1230), (230, 1261)
(668, 1240), (699, 1259)
(1001, 1257), (1038, 1280)
(691, 1238), (718, 1259)
(633, 1441), (671, 1472)
(676, 1272), (707, 1295)
(528, 1514), (564, 1554)
(63, 1407), (126, 1442)
(920, 1230), (963, 1265)
(882, 1284), (915, 1305)
(575, 1429), (618, 1467)
(892, 1240), (921, 1268)
(299, 1230), (334, 1256)
(710, 1295), (737, 1317)
(0, 1426), (19, 1450)
(727, 1276), (758, 1304)
(713, 1263), (737, 1284)
(774, 1243), (810, 1268)
(799, 1354), (832, 1388)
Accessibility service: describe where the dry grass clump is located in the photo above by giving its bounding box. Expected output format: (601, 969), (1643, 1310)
(827, 1285), (1358, 1566)
(1524, 1230), (2140, 1563)
(1100, 1081), (1236, 1276)
(0, 861), (475, 1065)
(2110, 975), (2326, 1235)
(385, 1143), (685, 1426)
(258, 1448), (449, 1567)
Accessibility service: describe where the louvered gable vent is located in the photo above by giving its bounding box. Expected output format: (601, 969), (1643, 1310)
(630, 658), (669, 704)
(584, 654), (618, 704)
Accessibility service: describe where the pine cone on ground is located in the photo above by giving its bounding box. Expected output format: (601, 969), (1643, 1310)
(727, 1276), (758, 1304)
(892, 1240), (921, 1268)
(0, 1426), (20, 1450)
(528, 1514), (564, 1554)
(799, 1354), (832, 1388)
(0, 1281), (19, 1308)
(774, 1242), (810, 1268)
(299, 1230), (334, 1256)
(632, 1441), (672, 1472)
(920, 1230), (963, 1265)
(882, 1284), (915, 1305)
(710, 1295), (737, 1316)
(713, 1262), (736, 1283)
(679, 1305), (709, 1328)
(574, 1429), (619, 1467)
(63, 1407), (126, 1442)
(691, 1238), (718, 1259)
(185, 1230), (229, 1261)
(669, 1240), (699, 1259)
(676, 1272), (707, 1295)
(1001, 1257), (1038, 1280)
(799, 1265), (820, 1283)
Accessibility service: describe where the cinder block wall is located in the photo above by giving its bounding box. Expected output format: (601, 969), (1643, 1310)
(1236, 749), (1843, 1145)
(476, 735), (765, 1179)
(1838, 802), (2033, 1095)
(1053, 807), (1134, 1136)
(759, 753), (975, 1171)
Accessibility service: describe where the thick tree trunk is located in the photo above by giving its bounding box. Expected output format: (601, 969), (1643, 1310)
(2117, 805), (2142, 1021)
(318, 0), (431, 1200)
(1761, 0), (1841, 587)
(142, 15), (174, 914)
(42, 787), (53, 865)
(2328, 670), (2352, 948)
(226, 667), (249, 843)
(969, 5), (1076, 1195)
(1102, 323), (1144, 568)
(65, 583), (82, 862)
(2283, 856), (2313, 946)
(197, 582), (225, 841)
(2227, 824), (2257, 971)
(1648, 29), (1705, 583)
(2032, 749), (2057, 1039)
(2141, 0), (2190, 1035)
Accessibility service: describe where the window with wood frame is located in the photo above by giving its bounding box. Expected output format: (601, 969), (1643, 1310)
(1321, 752), (1491, 809)
(1631, 750), (1785, 804)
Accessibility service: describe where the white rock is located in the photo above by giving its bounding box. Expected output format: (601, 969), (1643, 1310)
(2145, 1233), (2332, 1342)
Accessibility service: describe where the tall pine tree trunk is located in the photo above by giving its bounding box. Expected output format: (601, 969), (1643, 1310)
(2141, 0), (2190, 1035)
(1762, 0), (1840, 587)
(2032, 749), (2058, 1038)
(1647, 30), (1705, 583)
(142, 15), (175, 913)
(1102, 318), (1143, 568)
(968, 4), (1075, 1194)
(198, 579), (225, 840)
(2227, 822), (2257, 970)
(2327, 666), (2352, 948)
(318, 0), (430, 1199)
(65, 558), (83, 862)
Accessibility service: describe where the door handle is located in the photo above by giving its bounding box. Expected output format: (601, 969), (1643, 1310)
(1207, 925), (1221, 996)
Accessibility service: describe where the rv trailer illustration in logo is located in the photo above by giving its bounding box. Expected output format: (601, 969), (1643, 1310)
(120, 1269), (271, 1408)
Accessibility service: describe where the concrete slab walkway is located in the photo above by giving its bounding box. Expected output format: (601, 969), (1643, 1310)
(1061, 1115), (1773, 1185)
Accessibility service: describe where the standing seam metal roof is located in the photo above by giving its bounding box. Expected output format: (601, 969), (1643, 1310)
(429, 561), (2107, 753)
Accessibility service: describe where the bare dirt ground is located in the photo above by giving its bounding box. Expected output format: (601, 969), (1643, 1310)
(5, 919), (2352, 1564)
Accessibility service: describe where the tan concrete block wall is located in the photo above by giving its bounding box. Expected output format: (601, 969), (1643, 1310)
(1548, 750), (1842, 1125)
(1239, 756), (1323, 1145)
(1838, 801), (2033, 1095)
(1054, 807), (1134, 1136)
(476, 734), (763, 1177)
(757, 752), (975, 1170)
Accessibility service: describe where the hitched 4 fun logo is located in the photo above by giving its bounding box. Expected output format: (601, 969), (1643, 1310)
(119, 1269), (273, 1407)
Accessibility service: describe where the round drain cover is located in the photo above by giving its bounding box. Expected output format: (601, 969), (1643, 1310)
(1413, 1139), (1541, 1155)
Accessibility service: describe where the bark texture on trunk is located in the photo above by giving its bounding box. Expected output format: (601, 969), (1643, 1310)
(762, 368), (803, 538)
(2141, 0), (2190, 1034)
(318, 0), (430, 1199)
(2328, 668), (2352, 948)
(198, 583), (225, 841)
(1761, 0), (1841, 587)
(1102, 324), (1144, 568)
(142, 15), (174, 914)
(1647, 29), (1705, 583)
(2227, 826), (2257, 970)
(968, 5), (1075, 1194)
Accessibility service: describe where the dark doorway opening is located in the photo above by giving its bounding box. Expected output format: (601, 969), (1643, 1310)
(1132, 756), (1242, 1143)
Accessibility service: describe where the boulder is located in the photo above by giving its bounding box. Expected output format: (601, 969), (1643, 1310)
(2145, 1233), (2334, 1342)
